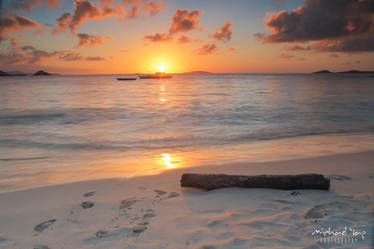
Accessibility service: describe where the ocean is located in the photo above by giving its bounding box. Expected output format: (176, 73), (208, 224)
(0, 73), (373, 192)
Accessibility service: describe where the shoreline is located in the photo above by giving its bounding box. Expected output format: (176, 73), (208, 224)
(1, 150), (373, 195)
(0, 151), (373, 248)
(2, 131), (374, 193)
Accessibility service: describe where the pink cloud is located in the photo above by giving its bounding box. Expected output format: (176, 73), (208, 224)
(0, 16), (40, 42)
(75, 33), (113, 48)
(169, 9), (202, 35)
(195, 43), (217, 55)
(144, 32), (172, 42)
(212, 21), (233, 42)
(51, 12), (71, 34)
(143, 0), (165, 16)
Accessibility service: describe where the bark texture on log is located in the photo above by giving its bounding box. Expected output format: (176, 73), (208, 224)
(181, 173), (330, 190)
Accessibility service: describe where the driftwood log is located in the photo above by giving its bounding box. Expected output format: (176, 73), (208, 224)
(181, 173), (330, 190)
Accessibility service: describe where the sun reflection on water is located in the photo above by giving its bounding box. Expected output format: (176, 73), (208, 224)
(161, 153), (175, 168)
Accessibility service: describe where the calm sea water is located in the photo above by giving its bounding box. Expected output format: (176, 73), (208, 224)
(0, 73), (373, 191)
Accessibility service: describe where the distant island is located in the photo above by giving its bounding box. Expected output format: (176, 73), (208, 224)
(0, 70), (53, 76)
(314, 70), (334, 74)
(33, 70), (51, 76)
(314, 69), (374, 74)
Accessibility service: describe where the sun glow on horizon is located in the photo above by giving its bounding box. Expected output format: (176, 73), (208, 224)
(159, 64), (166, 72)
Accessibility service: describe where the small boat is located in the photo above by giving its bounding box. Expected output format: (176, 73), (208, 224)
(138, 72), (173, 79)
(117, 77), (137, 81)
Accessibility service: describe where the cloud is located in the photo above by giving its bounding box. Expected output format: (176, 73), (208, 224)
(144, 8), (202, 43)
(70, 0), (107, 33)
(51, 12), (71, 34)
(45, 0), (61, 9)
(143, 0), (166, 16)
(75, 33), (113, 48)
(2, 0), (42, 14)
(144, 32), (172, 42)
(52, 0), (166, 34)
(99, 0), (115, 8)
(279, 53), (295, 59)
(177, 35), (192, 44)
(0, 52), (25, 65)
(253, 32), (265, 40)
(86, 56), (105, 61)
(212, 21), (233, 41)
(195, 43), (217, 55)
(0, 15), (40, 41)
(228, 47), (236, 52)
(0, 44), (106, 64)
(50, 0), (126, 34)
(59, 51), (84, 61)
(312, 33), (374, 52)
(22, 45), (60, 63)
(2, 0), (60, 14)
(257, 0), (374, 53)
(283, 45), (311, 51)
(169, 8), (202, 35)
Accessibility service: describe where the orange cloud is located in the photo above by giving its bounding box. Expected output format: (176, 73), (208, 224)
(75, 33), (113, 48)
(52, 0), (166, 34)
(177, 35), (192, 44)
(1, 0), (42, 14)
(195, 43), (217, 55)
(145, 8), (202, 43)
(51, 12), (71, 34)
(0, 15), (40, 41)
(169, 9), (202, 35)
(45, 0), (60, 8)
(59, 52), (83, 61)
(86, 56), (105, 61)
(212, 21), (233, 42)
(258, 0), (374, 52)
(0, 44), (106, 64)
(99, 0), (115, 8)
(144, 33), (172, 42)
(143, 0), (165, 16)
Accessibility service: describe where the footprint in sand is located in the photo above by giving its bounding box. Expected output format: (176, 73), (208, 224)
(120, 198), (137, 213)
(34, 219), (56, 232)
(132, 224), (148, 233)
(154, 189), (166, 196)
(81, 201), (95, 209)
(168, 192), (180, 198)
(304, 205), (327, 219)
(83, 191), (96, 197)
(143, 209), (157, 219)
(95, 230), (109, 238)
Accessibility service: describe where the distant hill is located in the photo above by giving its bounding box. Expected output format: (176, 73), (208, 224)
(0, 70), (11, 76)
(313, 70), (333, 74)
(314, 69), (374, 74)
(33, 70), (51, 76)
(338, 70), (374, 74)
(181, 71), (212, 75)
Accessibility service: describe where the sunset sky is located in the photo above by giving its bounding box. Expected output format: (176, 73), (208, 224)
(0, 0), (373, 74)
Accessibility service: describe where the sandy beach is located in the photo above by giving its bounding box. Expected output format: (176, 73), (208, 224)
(0, 151), (373, 249)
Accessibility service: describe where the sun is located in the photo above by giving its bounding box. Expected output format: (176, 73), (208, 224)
(159, 64), (165, 72)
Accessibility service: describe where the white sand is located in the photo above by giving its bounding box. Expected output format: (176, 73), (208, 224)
(0, 151), (373, 249)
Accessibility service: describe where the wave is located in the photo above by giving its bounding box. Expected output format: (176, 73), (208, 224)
(0, 156), (48, 161)
(0, 125), (373, 152)
(0, 107), (130, 125)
